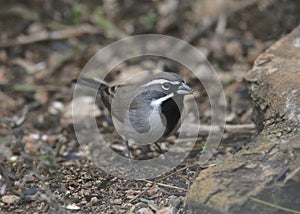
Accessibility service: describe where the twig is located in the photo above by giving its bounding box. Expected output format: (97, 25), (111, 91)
(179, 123), (256, 139)
(0, 24), (100, 48)
(128, 184), (155, 203)
(148, 181), (187, 192)
(130, 176), (188, 202)
(157, 163), (204, 182)
(130, 163), (204, 201)
(224, 124), (256, 134)
(1, 102), (39, 128)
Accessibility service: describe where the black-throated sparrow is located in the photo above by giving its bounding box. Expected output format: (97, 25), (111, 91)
(75, 72), (193, 157)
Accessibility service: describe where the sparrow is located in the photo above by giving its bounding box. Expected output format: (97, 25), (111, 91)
(75, 72), (193, 158)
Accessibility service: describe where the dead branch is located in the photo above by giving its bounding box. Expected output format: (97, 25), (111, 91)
(179, 123), (256, 138)
(0, 24), (100, 48)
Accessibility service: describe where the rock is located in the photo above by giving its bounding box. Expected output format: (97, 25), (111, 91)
(22, 188), (39, 195)
(186, 25), (300, 213)
(48, 101), (64, 115)
(34, 89), (48, 105)
(113, 198), (122, 205)
(157, 207), (173, 214)
(1, 195), (20, 204)
(136, 207), (154, 214)
(90, 196), (99, 205)
(146, 185), (159, 197)
(66, 204), (80, 210)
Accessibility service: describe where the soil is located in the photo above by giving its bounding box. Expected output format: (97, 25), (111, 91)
(0, 0), (300, 213)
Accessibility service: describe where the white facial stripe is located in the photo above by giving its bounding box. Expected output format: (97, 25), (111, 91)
(142, 79), (180, 87)
(150, 92), (174, 107)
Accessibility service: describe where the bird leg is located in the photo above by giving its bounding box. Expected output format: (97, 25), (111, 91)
(154, 142), (173, 166)
(124, 140), (133, 169)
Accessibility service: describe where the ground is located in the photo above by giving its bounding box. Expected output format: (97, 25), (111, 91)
(0, 1), (300, 213)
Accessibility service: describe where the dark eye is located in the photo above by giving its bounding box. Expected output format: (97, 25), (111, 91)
(162, 82), (171, 90)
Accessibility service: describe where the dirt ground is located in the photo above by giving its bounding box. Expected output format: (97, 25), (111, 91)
(0, 0), (300, 213)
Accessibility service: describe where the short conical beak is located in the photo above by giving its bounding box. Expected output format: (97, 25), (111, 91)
(177, 83), (193, 95)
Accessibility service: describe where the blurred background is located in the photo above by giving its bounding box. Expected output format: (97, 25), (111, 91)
(0, 0), (300, 213)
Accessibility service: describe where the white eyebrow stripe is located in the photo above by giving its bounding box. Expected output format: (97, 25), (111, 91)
(150, 92), (174, 107)
(142, 79), (180, 87)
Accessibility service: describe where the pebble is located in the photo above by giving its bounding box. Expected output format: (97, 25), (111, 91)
(113, 198), (122, 205)
(126, 194), (136, 200)
(146, 185), (159, 197)
(34, 89), (48, 105)
(9, 156), (18, 162)
(136, 207), (154, 214)
(1, 195), (20, 204)
(126, 189), (136, 200)
(48, 101), (64, 115)
(22, 188), (39, 195)
(90, 196), (99, 205)
(24, 142), (40, 153)
(157, 207), (173, 214)
(66, 204), (80, 210)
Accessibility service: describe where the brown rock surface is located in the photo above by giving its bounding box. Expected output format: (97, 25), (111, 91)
(186, 25), (300, 213)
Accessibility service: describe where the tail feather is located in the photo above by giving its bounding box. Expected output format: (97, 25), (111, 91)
(74, 78), (109, 93)
(73, 78), (112, 111)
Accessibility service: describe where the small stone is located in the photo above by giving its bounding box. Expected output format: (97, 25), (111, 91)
(22, 188), (39, 195)
(66, 204), (80, 210)
(291, 89), (298, 94)
(225, 147), (233, 154)
(81, 199), (87, 205)
(126, 194), (135, 200)
(146, 185), (159, 197)
(34, 89), (48, 105)
(48, 101), (64, 115)
(157, 207), (173, 214)
(126, 189), (136, 199)
(47, 135), (59, 145)
(24, 143), (40, 153)
(136, 207), (154, 214)
(110, 143), (126, 152)
(9, 156), (18, 162)
(1, 195), (20, 204)
(90, 197), (99, 205)
(113, 198), (122, 205)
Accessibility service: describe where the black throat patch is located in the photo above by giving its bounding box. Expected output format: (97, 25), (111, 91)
(161, 97), (183, 136)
